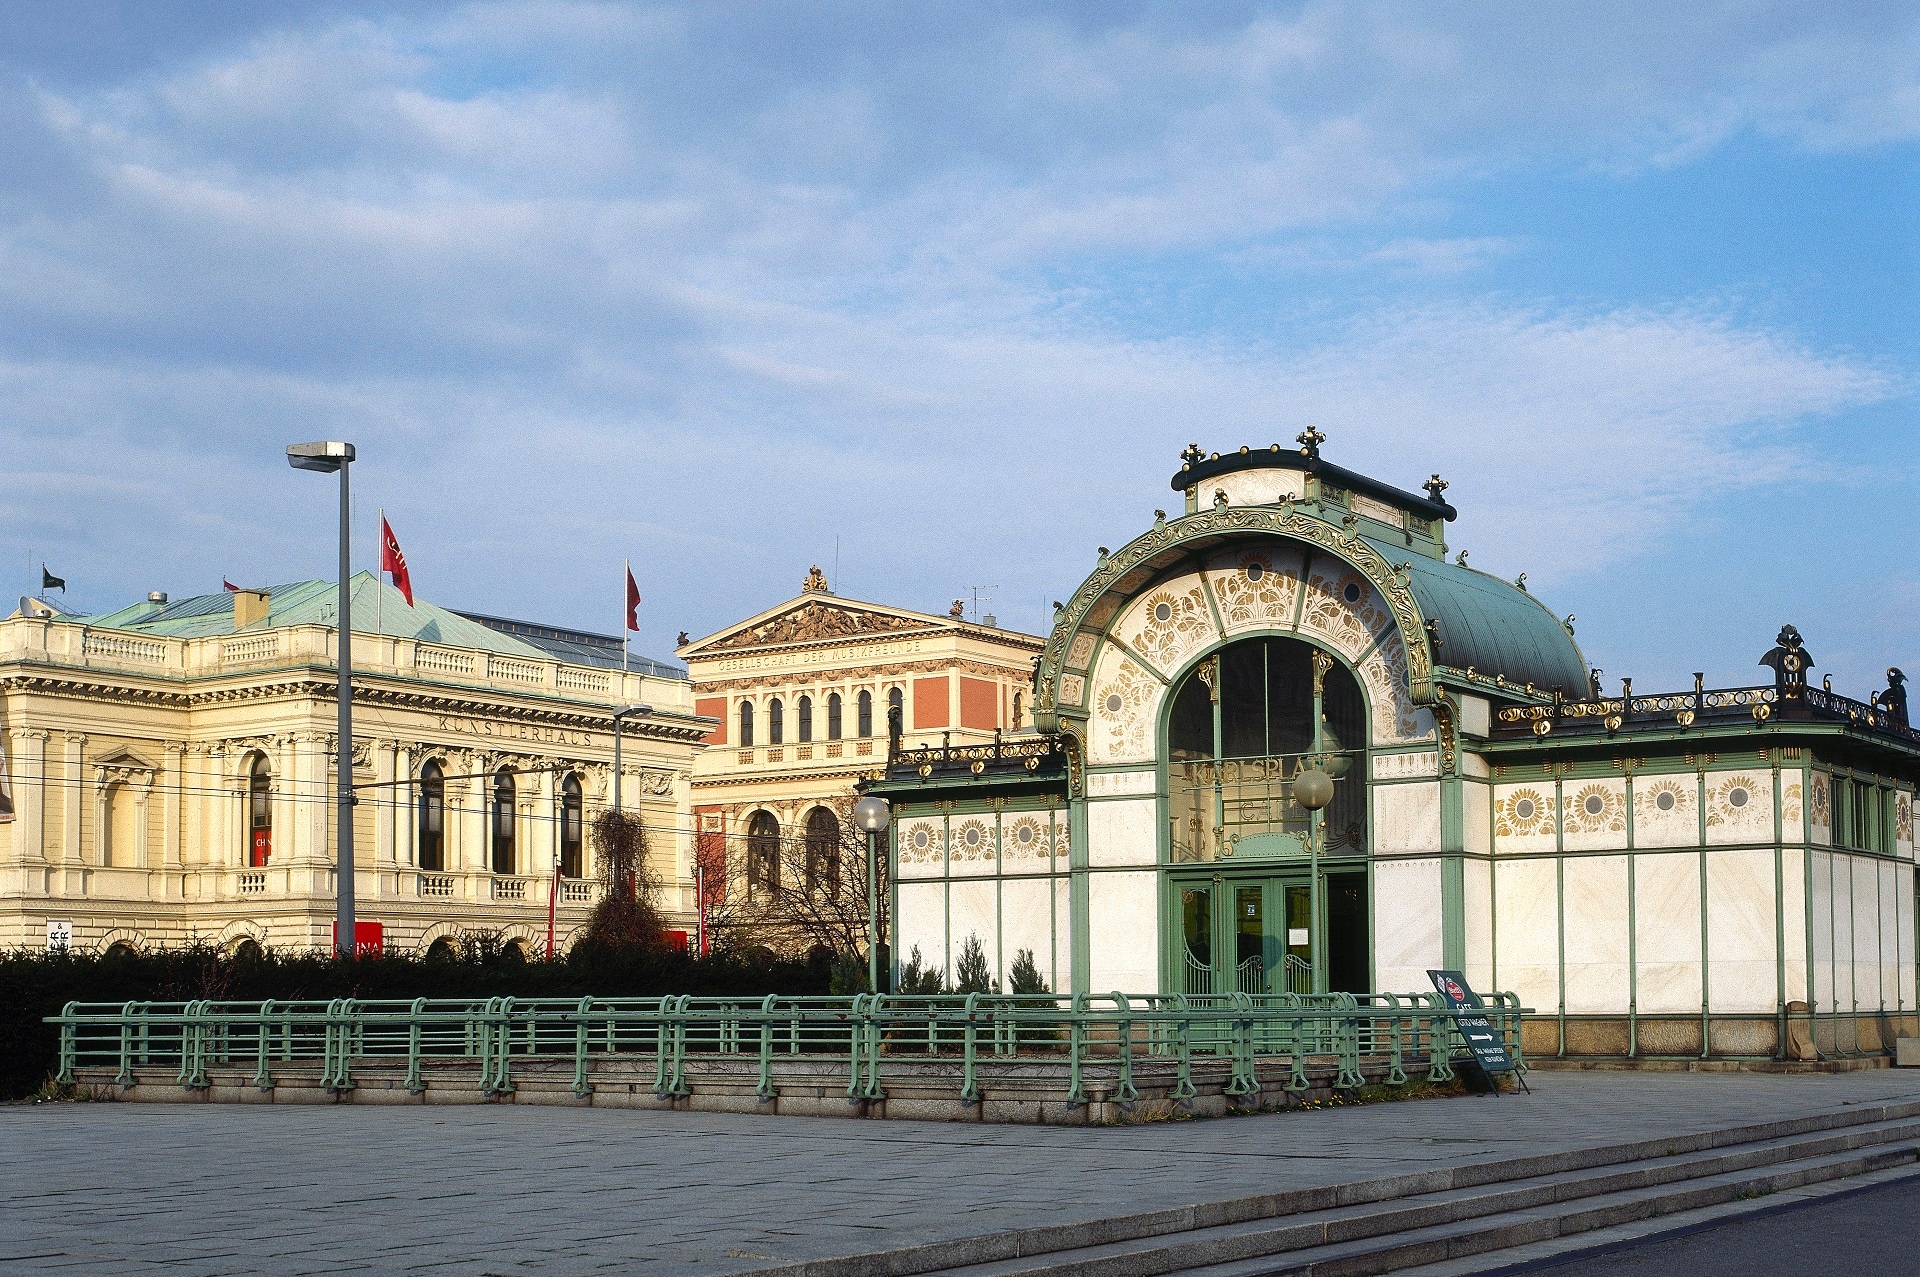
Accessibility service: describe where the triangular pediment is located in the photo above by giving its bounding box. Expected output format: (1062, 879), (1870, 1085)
(682, 597), (946, 656)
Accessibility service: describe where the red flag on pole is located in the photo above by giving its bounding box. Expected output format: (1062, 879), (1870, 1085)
(380, 516), (414, 606)
(625, 564), (642, 631)
(223, 579), (240, 592)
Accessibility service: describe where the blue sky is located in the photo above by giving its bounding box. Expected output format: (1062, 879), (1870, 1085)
(1, 2), (1914, 697)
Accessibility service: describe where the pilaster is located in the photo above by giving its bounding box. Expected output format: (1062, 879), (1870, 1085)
(9, 729), (49, 866)
(60, 732), (86, 869)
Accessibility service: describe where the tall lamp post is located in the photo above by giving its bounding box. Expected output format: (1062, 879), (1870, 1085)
(286, 441), (358, 957)
(1292, 766), (1334, 994)
(852, 795), (891, 994)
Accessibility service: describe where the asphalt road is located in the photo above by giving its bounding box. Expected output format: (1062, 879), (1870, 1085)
(1516, 1177), (1920, 1274)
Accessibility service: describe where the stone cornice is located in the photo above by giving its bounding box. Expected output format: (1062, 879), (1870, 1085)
(693, 657), (1034, 695)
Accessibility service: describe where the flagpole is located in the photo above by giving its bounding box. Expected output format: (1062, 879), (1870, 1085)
(623, 558), (630, 672)
(376, 508), (383, 637)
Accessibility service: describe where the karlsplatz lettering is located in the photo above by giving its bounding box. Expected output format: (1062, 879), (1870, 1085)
(433, 716), (595, 747)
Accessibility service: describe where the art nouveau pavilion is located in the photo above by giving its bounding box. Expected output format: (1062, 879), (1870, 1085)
(873, 436), (1919, 1062)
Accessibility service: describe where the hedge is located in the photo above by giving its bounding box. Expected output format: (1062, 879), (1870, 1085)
(1, 941), (830, 1102)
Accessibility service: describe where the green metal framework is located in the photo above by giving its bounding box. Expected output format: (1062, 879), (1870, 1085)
(50, 991), (1527, 1105)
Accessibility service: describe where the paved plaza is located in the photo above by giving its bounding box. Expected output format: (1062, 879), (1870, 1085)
(7, 1070), (1920, 1276)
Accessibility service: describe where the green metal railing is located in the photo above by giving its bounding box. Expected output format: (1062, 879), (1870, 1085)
(49, 990), (1528, 1105)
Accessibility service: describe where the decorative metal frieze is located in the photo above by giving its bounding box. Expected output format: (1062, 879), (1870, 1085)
(1035, 504), (1432, 729)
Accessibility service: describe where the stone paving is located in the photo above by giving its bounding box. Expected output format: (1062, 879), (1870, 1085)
(6, 1070), (1920, 1276)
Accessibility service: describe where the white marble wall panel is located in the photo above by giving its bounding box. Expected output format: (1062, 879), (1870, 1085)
(1830, 855), (1855, 1012)
(1493, 858), (1560, 1013)
(896, 818), (945, 880)
(1088, 871), (1160, 993)
(1465, 781), (1492, 856)
(1000, 877), (1055, 992)
(1204, 545), (1306, 637)
(1562, 779), (1628, 854)
(1563, 856), (1630, 1013)
(1633, 777), (1698, 848)
(1493, 782), (1558, 856)
(946, 815), (997, 878)
(1086, 643), (1162, 765)
(1878, 859), (1901, 1009)
(1706, 849), (1779, 1013)
(1373, 751), (1438, 780)
(1849, 855), (1880, 1011)
(1897, 865), (1915, 1010)
(1810, 851), (1834, 1011)
(1086, 769), (1156, 798)
(1459, 696), (1492, 739)
(948, 879), (998, 980)
(1782, 848), (1808, 1003)
(1635, 853), (1703, 1014)
(1087, 797), (1157, 867)
(1705, 771), (1772, 846)
(1209, 467), (1307, 507)
(1373, 782), (1441, 855)
(1054, 877), (1074, 992)
(1000, 811), (1056, 871)
(896, 881), (946, 978)
(1464, 857), (1494, 992)
(1463, 752), (1491, 780)
(1111, 572), (1217, 680)
(1811, 773), (1832, 846)
(1374, 857), (1444, 993)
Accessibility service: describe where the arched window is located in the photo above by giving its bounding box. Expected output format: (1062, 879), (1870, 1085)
(857, 690), (873, 737)
(739, 700), (755, 747)
(887, 687), (904, 733)
(768, 698), (785, 745)
(249, 754), (272, 867)
(559, 773), (584, 879)
(492, 769), (516, 875)
(827, 692), (843, 740)
(418, 760), (445, 872)
(804, 807), (841, 895)
(1013, 691), (1023, 729)
(746, 811), (780, 897)
(1165, 635), (1366, 862)
(798, 695), (813, 743)
(425, 936), (457, 963)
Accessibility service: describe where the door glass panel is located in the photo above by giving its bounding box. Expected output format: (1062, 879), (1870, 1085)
(1235, 886), (1266, 994)
(1326, 874), (1370, 994)
(1283, 885), (1312, 994)
(1181, 887), (1213, 995)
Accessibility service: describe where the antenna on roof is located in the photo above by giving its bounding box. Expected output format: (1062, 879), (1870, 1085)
(965, 585), (998, 624)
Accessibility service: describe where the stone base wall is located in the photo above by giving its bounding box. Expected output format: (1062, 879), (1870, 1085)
(1521, 1013), (1920, 1065)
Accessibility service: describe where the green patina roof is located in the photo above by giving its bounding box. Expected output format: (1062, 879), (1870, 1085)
(1361, 537), (1588, 695)
(74, 573), (684, 676)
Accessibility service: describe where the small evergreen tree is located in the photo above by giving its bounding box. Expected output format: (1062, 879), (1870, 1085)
(896, 945), (946, 994)
(1007, 947), (1049, 995)
(954, 933), (997, 994)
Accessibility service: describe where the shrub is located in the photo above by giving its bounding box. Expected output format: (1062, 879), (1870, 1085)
(895, 945), (946, 995)
(954, 934), (996, 995)
(1008, 948), (1050, 995)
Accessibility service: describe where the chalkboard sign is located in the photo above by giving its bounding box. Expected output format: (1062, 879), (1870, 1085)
(1427, 969), (1515, 1077)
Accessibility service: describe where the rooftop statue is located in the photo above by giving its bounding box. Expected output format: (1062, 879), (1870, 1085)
(1758, 624), (1814, 701)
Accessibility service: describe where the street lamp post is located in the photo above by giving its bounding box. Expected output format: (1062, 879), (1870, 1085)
(852, 795), (891, 994)
(610, 704), (653, 812)
(286, 441), (357, 957)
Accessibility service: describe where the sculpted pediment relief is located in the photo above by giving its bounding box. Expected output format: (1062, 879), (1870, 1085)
(700, 601), (938, 653)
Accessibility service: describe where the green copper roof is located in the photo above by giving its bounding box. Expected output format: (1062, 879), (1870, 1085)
(1360, 537), (1589, 695)
(73, 573), (684, 676)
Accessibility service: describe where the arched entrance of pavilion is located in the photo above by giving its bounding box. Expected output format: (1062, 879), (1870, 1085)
(1162, 634), (1371, 997)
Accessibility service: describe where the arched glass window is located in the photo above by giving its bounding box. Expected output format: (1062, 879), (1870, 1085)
(887, 687), (904, 733)
(804, 806), (841, 894)
(746, 811), (780, 897)
(827, 692), (843, 740)
(418, 760), (444, 871)
(560, 773), (584, 879)
(857, 690), (873, 737)
(1013, 691), (1023, 729)
(249, 755), (272, 867)
(768, 698), (785, 745)
(1165, 636), (1366, 863)
(492, 769), (516, 875)
(739, 701), (755, 747)
(798, 695), (813, 743)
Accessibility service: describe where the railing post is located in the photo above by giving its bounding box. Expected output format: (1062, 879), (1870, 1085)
(55, 1001), (78, 1085)
(572, 997), (594, 1098)
(961, 992), (982, 1102)
(405, 998), (426, 1093)
(755, 995), (778, 1101)
(1424, 992), (1456, 1082)
(252, 1000), (276, 1090)
(1334, 994), (1364, 1090)
(1067, 993), (1089, 1104)
(1112, 992), (1139, 1104)
(116, 1001), (139, 1087)
(1383, 993), (1409, 1086)
(845, 994), (869, 1101)
(1169, 994), (1196, 1101)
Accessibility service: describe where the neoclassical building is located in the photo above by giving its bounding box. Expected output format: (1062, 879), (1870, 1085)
(873, 436), (1918, 1061)
(0, 575), (709, 954)
(679, 569), (1044, 922)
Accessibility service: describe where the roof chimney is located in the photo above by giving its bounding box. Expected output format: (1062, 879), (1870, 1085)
(233, 589), (270, 629)
(148, 591), (168, 605)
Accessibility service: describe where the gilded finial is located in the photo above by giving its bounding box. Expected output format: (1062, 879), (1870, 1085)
(1179, 442), (1205, 469)
(1423, 474), (1448, 503)
(1515, 572), (1528, 592)
(1296, 425), (1326, 460)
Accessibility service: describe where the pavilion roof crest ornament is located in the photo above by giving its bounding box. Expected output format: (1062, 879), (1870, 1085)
(801, 565), (831, 595)
(1296, 425), (1326, 460)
